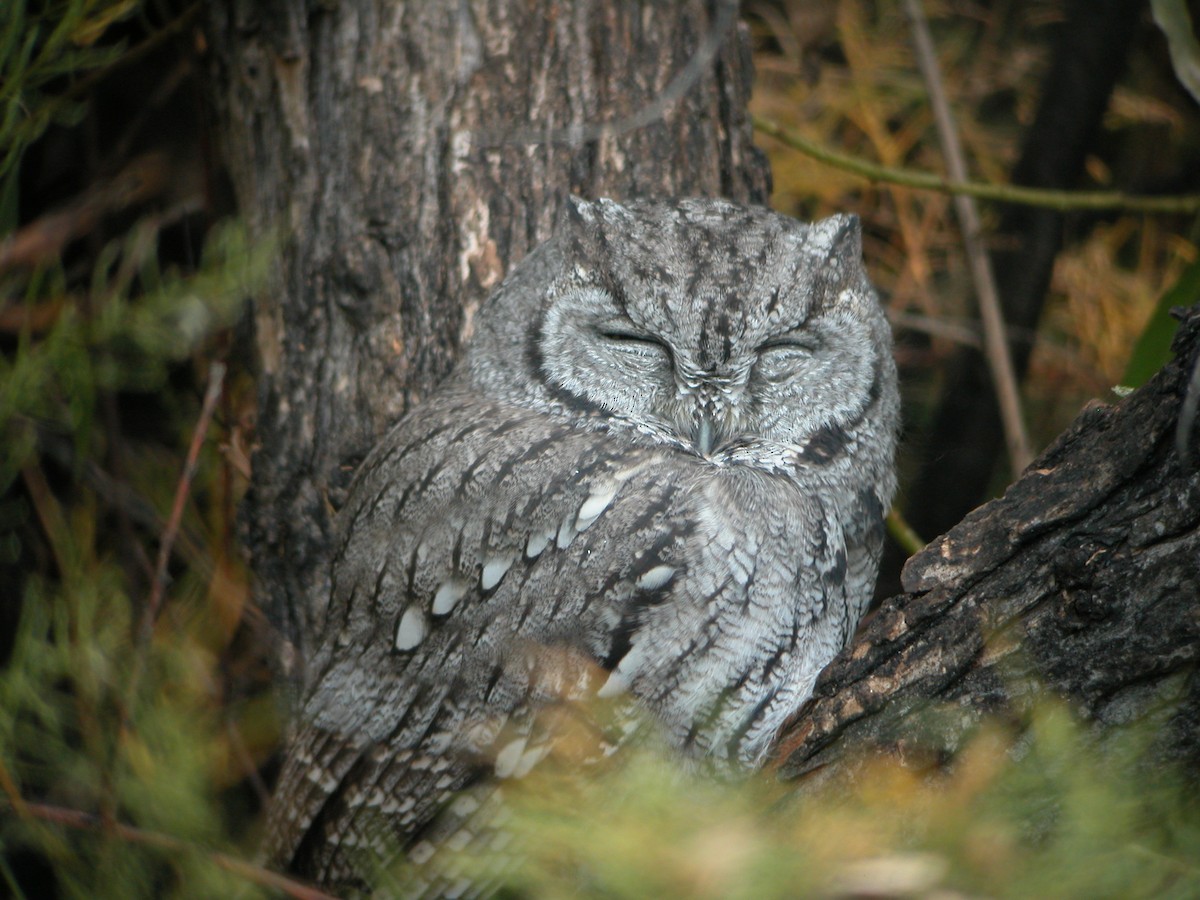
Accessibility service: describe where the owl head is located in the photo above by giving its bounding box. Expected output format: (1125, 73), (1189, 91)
(469, 197), (896, 465)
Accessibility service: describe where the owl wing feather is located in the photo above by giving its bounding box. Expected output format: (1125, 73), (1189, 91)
(265, 385), (857, 888)
(263, 386), (677, 882)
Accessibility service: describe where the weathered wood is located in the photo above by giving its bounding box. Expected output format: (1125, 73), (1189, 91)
(204, 1), (770, 677)
(777, 307), (1200, 778)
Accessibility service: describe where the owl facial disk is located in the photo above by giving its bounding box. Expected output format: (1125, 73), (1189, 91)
(519, 202), (889, 465)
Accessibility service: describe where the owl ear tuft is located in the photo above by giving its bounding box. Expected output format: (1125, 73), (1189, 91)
(556, 196), (602, 267)
(561, 194), (598, 227)
(813, 213), (863, 265)
(557, 196), (622, 269)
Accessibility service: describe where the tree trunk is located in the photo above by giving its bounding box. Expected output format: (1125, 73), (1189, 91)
(777, 306), (1200, 780)
(204, 0), (770, 679)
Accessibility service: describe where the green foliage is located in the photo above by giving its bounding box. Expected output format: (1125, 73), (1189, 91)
(0, 213), (274, 892)
(492, 703), (1200, 899)
(0, 0), (136, 189)
(1, 538), (271, 899)
(0, 5), (279, 896)
(0, 239), (274, 895)
(0, 220), (265, 494)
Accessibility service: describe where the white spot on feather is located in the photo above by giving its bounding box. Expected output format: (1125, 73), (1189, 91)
(307, 768), (340, 794)
(526, 527), (554, 558)
(493, 737), (527, 778)
(394, 606), (427, 651)
(556, 511), (576, 550)
(597, 670), (629, 698)
(381, 794), (415, 815)
(612, 459), (655, 485)
(576, 485), (617, 531)
(409, 840), (435, 865)
(635, 564), (676, 591)
(481, 554), (514, 590)
(489, 830), (514, 852)
(432, 579), (468, 615)
(513, 742), (552, 778)
(601, 638), (653, 698)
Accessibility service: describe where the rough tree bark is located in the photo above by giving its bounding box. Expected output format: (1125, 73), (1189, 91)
(778, 307), (1200, 779)
(205, 1), (770, 679)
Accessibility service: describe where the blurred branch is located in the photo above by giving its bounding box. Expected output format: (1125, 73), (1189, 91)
(751, 116), (1200, 215)
(890, 311), (982, 349)
(0, 297), (66, 334)
(143, 361), (226, 633)
(886, 507), (925, 557)
(20, 460), (70, 578)
(902, 0), (1033, 474)
(0, 153), (170, 274)
(56, 2), (204, 107)
(890, 312), (1092, 382)
(3, 798), (339, 900)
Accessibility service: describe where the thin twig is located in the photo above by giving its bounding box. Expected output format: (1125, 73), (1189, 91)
(143, 362), (226, 633)
(0, 760), (28, 818)
(19, 461), (70, 578)
(902, 0), (1034, 474)
(4, 798), (340, 900)
(123, 362), (226, 733)
(32, 421), (211, 577)
(887, 507), (926, 557)
(0, 153), (170, 274)
(751, 116), (1200, 215)
(60, 2), (205, 106)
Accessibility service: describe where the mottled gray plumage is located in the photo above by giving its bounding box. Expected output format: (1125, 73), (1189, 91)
(264, 197), (899, 894)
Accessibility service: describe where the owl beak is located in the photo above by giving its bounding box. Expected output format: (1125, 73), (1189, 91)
(695, 413), (715, 456)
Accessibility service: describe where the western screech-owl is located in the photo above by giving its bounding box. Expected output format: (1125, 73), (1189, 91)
(264, 197), (899, 894)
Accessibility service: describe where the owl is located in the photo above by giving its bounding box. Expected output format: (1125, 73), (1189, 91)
(263, 197), (899, 894)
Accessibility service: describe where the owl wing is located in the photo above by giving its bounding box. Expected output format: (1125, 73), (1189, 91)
(264, 387), (852, 888)
(263, 386), (685, 881)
